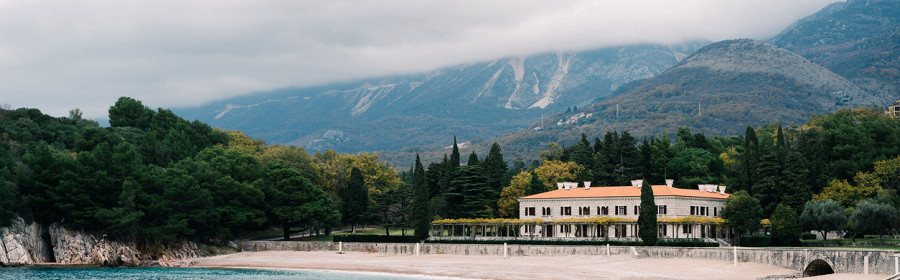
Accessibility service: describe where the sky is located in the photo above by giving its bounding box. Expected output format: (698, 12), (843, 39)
(0, 0), (841, 119)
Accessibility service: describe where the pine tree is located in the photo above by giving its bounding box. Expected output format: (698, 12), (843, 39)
(638, 180), (658, 245)
(571, 134), (594, 178)
(482, 143), (508, 216)
(412, 154), (431, 241)
(450, 165), (493, 218)
(617, 131), (641, 184)
(740, 126), (759, 194)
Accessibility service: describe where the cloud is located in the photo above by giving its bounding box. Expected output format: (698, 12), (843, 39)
(0, 0), (839, 118)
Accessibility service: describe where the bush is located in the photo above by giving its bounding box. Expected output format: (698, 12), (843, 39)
(801, 233), (817, 240)
(332, 234), (419, 243)
(740, 235), (771, 247)
(425, 239), (718, 247)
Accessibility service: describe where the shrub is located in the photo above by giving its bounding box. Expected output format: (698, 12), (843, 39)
(424, 239), (717, 247)
(740, 235), (771, 247)
(801, 233), (817, 240)
(332, 234), (419, 243)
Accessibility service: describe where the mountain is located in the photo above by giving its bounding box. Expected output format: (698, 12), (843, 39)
(176, 42), (705, 153)
(771, 0), (900, 102)
(432, 39), (873, 165)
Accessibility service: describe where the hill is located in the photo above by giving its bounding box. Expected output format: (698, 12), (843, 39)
(175, 43), (705, 154)
(771, 0), (900, 102)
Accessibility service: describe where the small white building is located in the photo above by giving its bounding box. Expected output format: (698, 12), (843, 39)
(517, 180), (730, 240)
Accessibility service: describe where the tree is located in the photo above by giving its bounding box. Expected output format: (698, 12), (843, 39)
(525, 171), (545, 196)
(534, 160), (582, 191)
(482, 143), (508, 213)
(108, 96), (154, 130)
(780, 151), (811, 214)
(739, 126), (759, 194)
(665, 148), (719, 188)
(467, 151), (479, 166)
(753, 136), (782, 216)
(849, 199), (899, 241)
(814, 174), (883, 208)
(448, 165), (493, 218)
(638, 180), (658, 245)
(770, 203), (800, 246)
(343, 167), (369, 233)
(799, 200), (847, 241)
(412, 154), (430, 241)
(720, 190), (763, 244)
(263, 163), (339, 240)
(498, 172), (531, 217)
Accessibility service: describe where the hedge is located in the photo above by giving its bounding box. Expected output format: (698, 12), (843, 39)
(739, 235), (771, 247)
(424, 239), (718, 247)
(332, 234), (419, 243)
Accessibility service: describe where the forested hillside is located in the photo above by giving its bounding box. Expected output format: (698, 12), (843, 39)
(0, 97), (414, 242)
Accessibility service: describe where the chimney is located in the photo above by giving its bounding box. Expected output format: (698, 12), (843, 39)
(584, 181), (592, 190)
(718, 185), (727, 194)
(631, 179), (643, 188)
(557, 182), (564, 190)
(665, 179), (674, 187)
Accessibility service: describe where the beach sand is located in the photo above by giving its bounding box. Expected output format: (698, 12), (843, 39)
(189, 251), (886, 280)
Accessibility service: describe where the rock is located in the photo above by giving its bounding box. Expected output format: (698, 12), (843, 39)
(49, 223), (141, 267)
(0, 217), (50, 266)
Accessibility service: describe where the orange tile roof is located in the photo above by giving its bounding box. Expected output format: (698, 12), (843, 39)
(520, 185), (730, 200)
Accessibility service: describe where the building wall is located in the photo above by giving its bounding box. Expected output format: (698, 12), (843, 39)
(518, 192), (727, 239)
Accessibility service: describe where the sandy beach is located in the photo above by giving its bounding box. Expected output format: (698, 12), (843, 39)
(189, 251), (885, 280)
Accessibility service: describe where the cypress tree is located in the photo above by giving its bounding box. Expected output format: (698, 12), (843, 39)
(467, 151), (479, 166)
(638, 180), (658, 245)
(780, 151), (810, 214)
(740, 126), (759, 194)
(525, 172), (545, 195)
(753, 136), (781, 217)
(449, 136), (460, 171)
(775, 125), (787, 164)
(482, 143), (508, 215)
(343, 167), (369, 233)
(412, 154), (430, 241)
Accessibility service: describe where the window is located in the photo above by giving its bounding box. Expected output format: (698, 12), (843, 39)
(561, 207), (572, 216)
(615, 206), (627, 215)
(525, 207), (536, 216)
(705, 207), (710, 216)
(614, 225), (627, 237)
(714, 207), (717, 217)
(683, 225), (692, 234)
(560, 225), (571, 234)
(657, 205), (667, 215)
(690, 206), (696, 215)
(634, 206), (639, 214)
(700, 207), (706, 216)
(582, 207), (590, 215)
(601, 206), (609, 215)
(658, 224), (667, 237)
(542, 207), (551, 216)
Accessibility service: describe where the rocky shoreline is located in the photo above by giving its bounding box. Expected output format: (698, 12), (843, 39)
(1, 216), (198, 267)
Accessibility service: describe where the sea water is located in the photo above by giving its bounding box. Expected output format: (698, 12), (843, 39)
(0, 267), (443, 280)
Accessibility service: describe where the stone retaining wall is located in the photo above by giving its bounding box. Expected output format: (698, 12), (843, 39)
(242, 241), (900, 275)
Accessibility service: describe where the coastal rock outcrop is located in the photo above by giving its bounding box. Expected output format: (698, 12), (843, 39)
(49, 223), (142, 266)
(1, 216), (202, 267)
(0, 217), (51, 266)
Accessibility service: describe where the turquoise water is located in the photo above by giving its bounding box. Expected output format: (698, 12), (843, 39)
(0, 267), (440, 280)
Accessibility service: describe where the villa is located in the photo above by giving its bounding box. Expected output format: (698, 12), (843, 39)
(517, 179), (730, 240)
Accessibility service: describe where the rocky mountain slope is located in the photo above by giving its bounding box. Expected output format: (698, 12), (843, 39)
(405, 38), (877, 165)
(176, 43), (705, 153)
(771, 0), (900, 102)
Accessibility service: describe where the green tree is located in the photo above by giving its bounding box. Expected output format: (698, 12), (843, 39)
(448, 165), (493, 218)
(849, 199), (899, 241)
(343, 167), (369, 233)
(637, 180), (658, 245)
(108, 96), (154, 130)
(753, 135), (782, 216)
(740, 126), (759, 194)
(263, 163), (340, 240)
(525, 171), (545, 196)
(482, 142), (508, 214)
(770, 203), (800, 246)
(665, 148), (719, 188)
(720, 190), (763, 245)
(780, 151), (811, 214)
(799, 200), (847, 241)
(412, 154), (430, 241)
